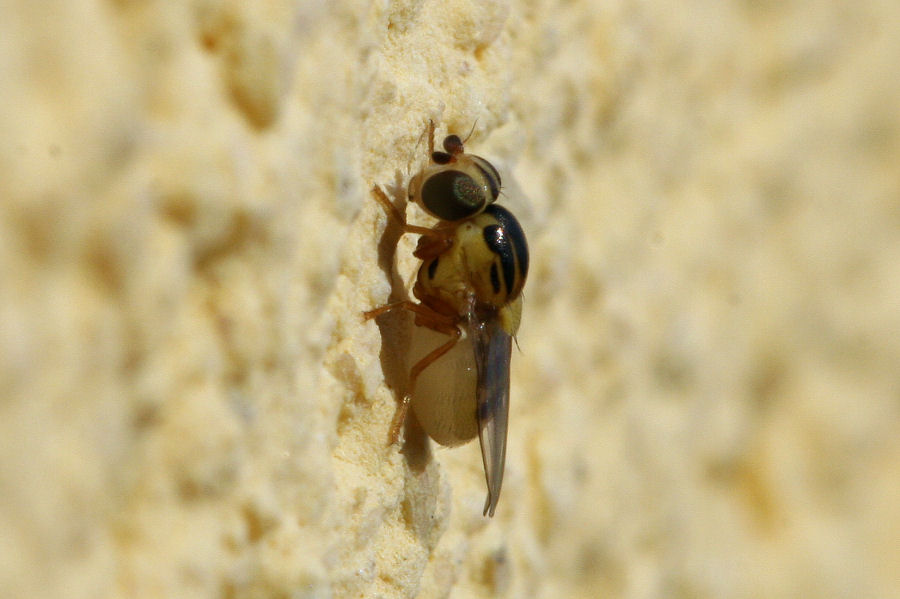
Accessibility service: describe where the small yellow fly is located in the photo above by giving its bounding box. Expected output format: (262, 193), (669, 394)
(365, 122), (529, 517)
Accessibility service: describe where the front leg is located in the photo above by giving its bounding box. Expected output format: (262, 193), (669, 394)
(371, 185), (435, 237)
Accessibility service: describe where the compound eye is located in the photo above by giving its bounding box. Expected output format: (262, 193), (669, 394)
(421, 170), (486, 220)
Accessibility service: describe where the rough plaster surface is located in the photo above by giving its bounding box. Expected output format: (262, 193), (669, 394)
(1, 0), (898, 597)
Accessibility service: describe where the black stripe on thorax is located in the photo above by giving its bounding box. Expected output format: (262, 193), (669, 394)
(482, 205), (528, 297)
(484, 204), (529, 292)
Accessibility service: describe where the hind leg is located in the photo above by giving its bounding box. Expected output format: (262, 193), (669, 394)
(364, 300), (460, 443)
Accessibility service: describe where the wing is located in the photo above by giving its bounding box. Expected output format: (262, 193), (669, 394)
(469, 310), (512, 517)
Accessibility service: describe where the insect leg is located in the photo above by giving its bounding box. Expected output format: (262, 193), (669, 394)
(425, 119), (435, 156)
(363, 300), (461, 444)
(362, 300), (409, 321)
(371, 185), (436, 237)
(388, 321), (461, 444)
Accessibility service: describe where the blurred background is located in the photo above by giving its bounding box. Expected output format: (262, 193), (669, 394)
(1, 1), (898, 597)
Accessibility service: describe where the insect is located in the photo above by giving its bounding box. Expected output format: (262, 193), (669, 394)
(364, 122), (529, 517)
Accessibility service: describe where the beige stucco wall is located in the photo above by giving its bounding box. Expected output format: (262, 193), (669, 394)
(1, 1), (898, 597)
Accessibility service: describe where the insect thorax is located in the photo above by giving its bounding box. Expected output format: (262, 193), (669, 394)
(414, 209), (526, 325)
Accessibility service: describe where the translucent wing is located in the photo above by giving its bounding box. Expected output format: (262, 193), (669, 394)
(469, 310), (512, 517)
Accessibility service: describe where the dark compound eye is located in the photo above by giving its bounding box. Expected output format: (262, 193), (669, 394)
(421, 170), (487, 220)
(470, 156), (501, 201)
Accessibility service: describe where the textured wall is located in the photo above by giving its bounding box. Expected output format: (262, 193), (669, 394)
(1, 1), (898, 598)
